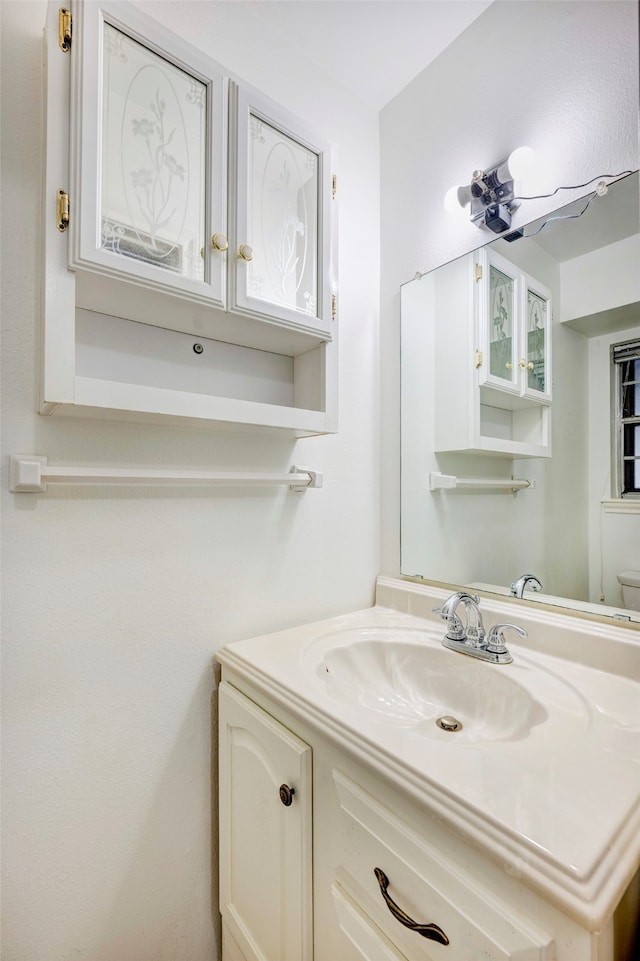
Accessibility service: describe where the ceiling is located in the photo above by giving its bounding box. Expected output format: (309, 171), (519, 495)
(243, 0), (494, 111)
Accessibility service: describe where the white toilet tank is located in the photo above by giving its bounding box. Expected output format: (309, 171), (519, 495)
(617, 571), (640, 611)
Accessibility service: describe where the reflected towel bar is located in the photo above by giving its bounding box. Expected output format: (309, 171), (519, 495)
(429, 472), (534, 492)
(8, 455), (322, 494)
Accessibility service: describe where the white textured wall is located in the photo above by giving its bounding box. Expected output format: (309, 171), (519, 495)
(0, 3), (380, 958)
(380, 1), (639, 593)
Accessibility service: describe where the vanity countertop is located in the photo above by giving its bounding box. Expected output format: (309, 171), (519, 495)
(216, 576), (640, 931)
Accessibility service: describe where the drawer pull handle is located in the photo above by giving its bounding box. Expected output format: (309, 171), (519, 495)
(374, 867), (449, 946)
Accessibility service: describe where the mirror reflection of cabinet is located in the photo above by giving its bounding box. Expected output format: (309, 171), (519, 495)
(43, 1), (337, 435)
(431, 249), (552, 458)
(478, 248), (552, 405)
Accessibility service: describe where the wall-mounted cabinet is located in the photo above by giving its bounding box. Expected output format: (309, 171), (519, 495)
(432, 248), (552, 458)
(42, 1), (337, 435)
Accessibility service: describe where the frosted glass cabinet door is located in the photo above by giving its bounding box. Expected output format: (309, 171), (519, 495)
(232, 84), (334, 338)
(70, 1), (228, 308)
(522, 278), (552, 403)
(478, 249), (520, 394)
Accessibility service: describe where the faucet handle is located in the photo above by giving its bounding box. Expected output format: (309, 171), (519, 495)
(486, 623), (527, 654)
(432, 604), (465, 640)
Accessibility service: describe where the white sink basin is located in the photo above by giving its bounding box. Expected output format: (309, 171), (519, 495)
(305, 626), (588, 744)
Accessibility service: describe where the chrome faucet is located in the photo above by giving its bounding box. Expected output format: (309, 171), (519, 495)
(437, 592), (486, 646)
(510, 574), (543, 598)
(434, 592), (526, 664)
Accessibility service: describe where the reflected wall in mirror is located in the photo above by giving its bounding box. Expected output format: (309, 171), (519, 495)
(401, 172), (640, 623)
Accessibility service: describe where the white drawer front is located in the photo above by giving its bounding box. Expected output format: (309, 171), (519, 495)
(333, 770), (554, 961)
(331, 882), (409, 961)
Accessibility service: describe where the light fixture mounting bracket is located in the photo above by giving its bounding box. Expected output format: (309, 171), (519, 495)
(468, 159), (518, 225)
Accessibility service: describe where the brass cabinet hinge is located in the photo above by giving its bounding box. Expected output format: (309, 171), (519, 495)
(56, 189), (70, 232)
(331, 294), (337, 321)
(58, 8), (72, 52)
(475, 350), (483, 368)
(474, 263), (483, 281)
(332, 174), (337, 200)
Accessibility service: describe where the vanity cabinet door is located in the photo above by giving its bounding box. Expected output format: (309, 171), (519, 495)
(70, 1), (227, 312)
(219, 683), (313, 961)
(231, 83), (335, 339)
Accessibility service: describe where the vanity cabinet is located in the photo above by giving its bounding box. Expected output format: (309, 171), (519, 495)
(42, 2), (337, 435)
(428, 248), (551, 457)
(218, 675), (636, 961)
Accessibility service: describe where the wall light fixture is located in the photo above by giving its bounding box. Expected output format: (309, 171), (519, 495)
(444, 146), (537, 233)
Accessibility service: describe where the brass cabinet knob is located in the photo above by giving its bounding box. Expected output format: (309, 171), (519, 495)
(211, 233), (229, 252)
(238, 243), (254, 262)
(505, 362), (513, 371)
(519, 359), (534, 370)
(279, 783), (295, 806)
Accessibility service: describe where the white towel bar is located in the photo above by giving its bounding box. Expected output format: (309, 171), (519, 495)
(8, 455), (322, 494)
(429, 472), (534, 492)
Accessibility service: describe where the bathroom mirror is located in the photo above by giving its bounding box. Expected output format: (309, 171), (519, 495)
(400, 171), (640, 624)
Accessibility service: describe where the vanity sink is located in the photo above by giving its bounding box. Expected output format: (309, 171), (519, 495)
(217, 576), (640, 934)
(305, 625), (588, 745)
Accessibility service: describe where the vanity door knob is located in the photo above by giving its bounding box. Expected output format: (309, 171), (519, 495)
(211, 232), (229, 252)
(374, 868), (449, 945)
(238, 243), (254, 262)
(279, 783), (295, 806)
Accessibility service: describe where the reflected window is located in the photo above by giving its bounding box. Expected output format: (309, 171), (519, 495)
(612, 339), (640, 497)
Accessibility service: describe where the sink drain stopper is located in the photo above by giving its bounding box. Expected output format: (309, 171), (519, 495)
(436, 715), (463, 732)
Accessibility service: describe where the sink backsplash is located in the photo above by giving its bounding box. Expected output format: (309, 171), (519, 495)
(378, 577), (640, 681)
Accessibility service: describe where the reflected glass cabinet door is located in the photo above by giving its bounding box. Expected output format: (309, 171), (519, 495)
(232, 85), (334, 337)
(478, 249), (520, 394)
(522, 277), (552, 403)
(71, 2), (228, 308)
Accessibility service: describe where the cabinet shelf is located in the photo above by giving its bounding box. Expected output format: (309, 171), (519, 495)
(44, 376), (330, 436)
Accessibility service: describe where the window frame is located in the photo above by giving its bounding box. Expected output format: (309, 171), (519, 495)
(611, 337), (640, 499)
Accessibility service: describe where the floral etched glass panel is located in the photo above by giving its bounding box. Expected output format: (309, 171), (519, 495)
(489, 266), (514, 382)
(101, 23), (206, 280)
(527, 289), (547, 392)
(247, 115), (318, 316)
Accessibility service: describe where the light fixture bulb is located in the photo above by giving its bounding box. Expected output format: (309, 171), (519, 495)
(506, 146), (536, 181)
(444, 184), (472, 218)
(444, 185), (463, 215)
